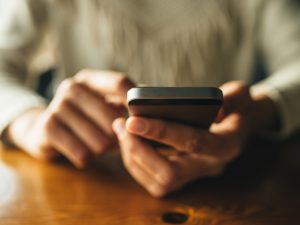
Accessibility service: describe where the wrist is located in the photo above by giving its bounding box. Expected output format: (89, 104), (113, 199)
(3, 108), (46, 148)
(251, 94), (281, 133)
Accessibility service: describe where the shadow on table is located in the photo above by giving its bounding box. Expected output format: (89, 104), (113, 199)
(160, 133), (300, 224)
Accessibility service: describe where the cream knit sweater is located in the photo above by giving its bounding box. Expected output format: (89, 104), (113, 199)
(1, 0), (300, 138)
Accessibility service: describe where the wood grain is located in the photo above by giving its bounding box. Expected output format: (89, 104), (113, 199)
(1, 134), (300, 225)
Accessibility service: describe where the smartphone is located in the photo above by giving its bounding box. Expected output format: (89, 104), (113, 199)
(127, 87), (223, 129)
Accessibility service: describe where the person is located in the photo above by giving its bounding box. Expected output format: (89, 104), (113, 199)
(1, 0), (300, 198)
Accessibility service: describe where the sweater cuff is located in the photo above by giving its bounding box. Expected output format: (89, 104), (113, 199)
(0, 87), (47, 141)
(251, 73), (300, 139)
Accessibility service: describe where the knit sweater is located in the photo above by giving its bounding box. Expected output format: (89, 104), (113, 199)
(1, 0), (300, 137)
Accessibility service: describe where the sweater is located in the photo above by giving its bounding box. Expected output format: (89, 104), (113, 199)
(1, 0), (300, 138)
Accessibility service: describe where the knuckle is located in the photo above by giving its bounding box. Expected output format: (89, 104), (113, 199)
(43, 115), (57, 135)
(52, 99), (69, 115)
(58, 79), (74, 93)
(234, 82), (250, 98)
(68, 82), (81, 96)
(240, 82), (250, 91)
(59, 99), (69, 110)
(75, 69), (91, 81)
(114, 73), (131, 90)
(235, 81), (248, 89)
(66, 85), (84, 103)
(59, 79), (82, 99)
(229, 81), (249, 91)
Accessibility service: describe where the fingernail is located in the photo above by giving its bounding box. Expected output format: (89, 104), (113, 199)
(113, 120), (125, 137)
(128, 118), (146, 134)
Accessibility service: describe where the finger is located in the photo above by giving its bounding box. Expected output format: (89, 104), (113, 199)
(113, 118), (177, 187)
(219, 81), (250, 118)
(29, 145), (60, 162)
(75, 70), (135, 104)
(120, 143), (169, 198)
(49, 100), (111, 155)
(214, 106), (226, 123)
(42, 114), (91, 168)
(211, 82), (243, 124)
(167, 153), (224, 183)
(57, 80), (123, 136)
(126, 116), (220, 153)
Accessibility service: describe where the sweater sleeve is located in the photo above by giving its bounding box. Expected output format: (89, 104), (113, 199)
(0, 0), (48, 138)
(251, 0), (300, 138)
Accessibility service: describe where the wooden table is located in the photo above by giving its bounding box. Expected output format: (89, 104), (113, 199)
(1, 135), (300, 225)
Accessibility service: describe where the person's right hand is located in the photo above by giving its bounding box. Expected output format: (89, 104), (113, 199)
(4, 70), (134, 168)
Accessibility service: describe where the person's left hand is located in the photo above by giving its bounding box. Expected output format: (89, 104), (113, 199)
(112, 81), (278, 198)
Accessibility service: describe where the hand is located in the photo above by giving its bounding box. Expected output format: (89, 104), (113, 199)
(5, 70), (135, 168)
(113, 81), (279, 197)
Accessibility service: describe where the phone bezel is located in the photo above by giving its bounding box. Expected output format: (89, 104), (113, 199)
(127, 87), (223, 106)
